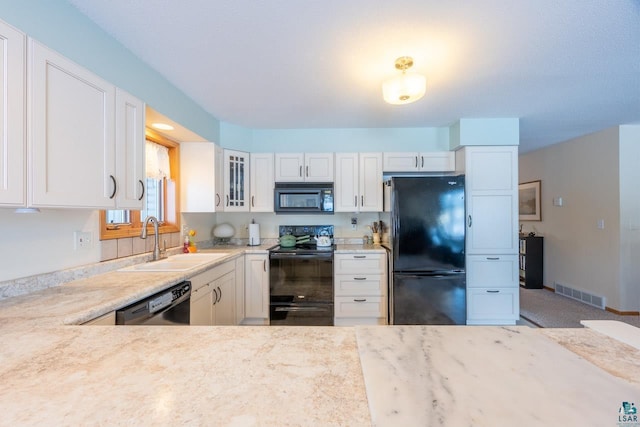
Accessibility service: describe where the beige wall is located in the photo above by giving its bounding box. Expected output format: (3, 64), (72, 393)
(519, 126), (639, 311)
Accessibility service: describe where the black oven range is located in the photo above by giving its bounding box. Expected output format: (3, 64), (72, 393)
(269, 225), (334, 326)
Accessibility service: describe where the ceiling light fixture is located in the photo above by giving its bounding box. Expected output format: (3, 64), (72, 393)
(382, 56), (426, 105)
(151, 122), (174, 131)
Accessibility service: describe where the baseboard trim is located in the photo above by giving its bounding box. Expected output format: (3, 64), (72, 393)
(605, 307), (640, 316)
(539, 286), (639, 316)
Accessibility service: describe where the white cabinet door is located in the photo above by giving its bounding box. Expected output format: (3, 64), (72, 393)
(234, 255), (245, 324)
(467, 287), (519, 325)
(180, 142), (224, 212)
(0, 20), (26, 207)
(275, 153), (334, 182)
(212, 270), (236, 325)
(466, 254), (519, 288)
(249, 153), (274, 212)
(304, 153), (334, 182)
(274, 153), (304, 182)
(359, 152), (383, 212)
(244, 254), (269, 323)
(29, 39), (116, 208)
(334, 152), (382, 212)
(114, 88), (145, 209)
(383, 152), (420, 172)
(190, 282), (213, 325)
(383, 151), (454, 172)
(334, 153), (358, 212)
(463, 146), (519, 255)
(223, 149), (249, 212)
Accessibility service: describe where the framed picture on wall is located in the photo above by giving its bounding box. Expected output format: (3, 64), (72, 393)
(519, 180), (541, 221)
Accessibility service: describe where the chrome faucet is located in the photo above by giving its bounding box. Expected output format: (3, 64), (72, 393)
(141, 216), (166, 261)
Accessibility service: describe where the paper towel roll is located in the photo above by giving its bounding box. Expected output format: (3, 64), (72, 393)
(249, 223), (261, 246)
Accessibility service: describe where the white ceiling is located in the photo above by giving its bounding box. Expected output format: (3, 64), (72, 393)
(67, 0), (639, 153)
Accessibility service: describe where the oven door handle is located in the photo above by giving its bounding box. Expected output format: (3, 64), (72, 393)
(270, 253), (333, 260)
(274, 306), (328, 312)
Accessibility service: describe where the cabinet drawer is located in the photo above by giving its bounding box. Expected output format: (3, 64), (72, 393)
(467, 287), (519, 323)
(334, 253), (385, 274)
(466, 255), (518, 288)
(335, 274), (385, 296)
(335, 296), (386, 318)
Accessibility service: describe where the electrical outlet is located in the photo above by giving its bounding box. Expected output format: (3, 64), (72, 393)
(351, 217), (357, 230)
(74, 231), (92, 250)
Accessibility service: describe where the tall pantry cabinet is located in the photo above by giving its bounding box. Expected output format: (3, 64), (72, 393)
(456, 146), (520, 325)
(0, 20), (26, 207)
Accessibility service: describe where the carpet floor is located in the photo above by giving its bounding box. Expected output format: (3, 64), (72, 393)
(519, 287), (640, 328)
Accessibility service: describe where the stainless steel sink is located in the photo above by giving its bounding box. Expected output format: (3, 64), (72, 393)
(119, 253), (230, 272)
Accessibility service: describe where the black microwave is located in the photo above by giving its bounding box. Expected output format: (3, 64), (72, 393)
(274, 182), (334, 214)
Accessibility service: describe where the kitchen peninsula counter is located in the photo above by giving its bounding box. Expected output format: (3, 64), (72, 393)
(0, 251), (639, 425)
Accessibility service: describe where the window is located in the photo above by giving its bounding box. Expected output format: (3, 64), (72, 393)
(100, 130), (180, 240)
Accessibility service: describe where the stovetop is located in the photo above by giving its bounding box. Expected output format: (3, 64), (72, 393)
(271, 225), (334, 253)
(278, 225), (333, 238)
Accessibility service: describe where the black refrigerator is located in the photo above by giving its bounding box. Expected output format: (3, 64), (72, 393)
(389, 176), (466, 325)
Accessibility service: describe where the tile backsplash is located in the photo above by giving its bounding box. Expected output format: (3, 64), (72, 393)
(100, 232), (182, 262)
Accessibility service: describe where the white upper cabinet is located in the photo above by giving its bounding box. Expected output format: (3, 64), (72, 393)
(275, 152), (333, 182)
(223, 149), (250, 212)
(114, 88), (145, 209)
(0, 20), (26, 207)
(249, 153), (274, 212)
(29, 39), (116, 208)
(383, 151), (455, 172)
(460, 146), (519, 255)
(180, 142), (224, 212)
(335, 152), (383, 212)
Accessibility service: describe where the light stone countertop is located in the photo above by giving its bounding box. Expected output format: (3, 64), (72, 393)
(356, 325), (640, 427)
(0, 244), (638, 426)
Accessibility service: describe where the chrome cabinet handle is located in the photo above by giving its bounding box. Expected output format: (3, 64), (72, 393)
(361, 195), (364, 206)
(468, 215), (472, 227)
(486, 290), (500, 293)
(217, 286), (222, 303)
(415, 156), (418, 168)
(306, 165), (309, 177)
(354, 255), (366, 259)
(109, 175), (117, 199)
(486, 257), (500, 260)
(226, 195), (229, 206)
(299, 165), (302, 177)
(251, 195), (255, 207)
(216, 193), (221, 207)
(354, 298), (367, 302)
(354, 196), (357, 207)
(138, 179), (145, 201)
(263, 260), (266, 272)
(212, 287), (219, 305)
(353, 277), (366, 280)
(421, 156), (424, 168)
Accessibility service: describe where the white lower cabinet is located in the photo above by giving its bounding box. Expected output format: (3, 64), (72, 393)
(212, 270), (236, 325)
(244, 253), (269, 325)
(334, 252), (387, 326)
(466, 255), (519, 325)
(189, 260), (236, 326)
(467, 288), (519, 325)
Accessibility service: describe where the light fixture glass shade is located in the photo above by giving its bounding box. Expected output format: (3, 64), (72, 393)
(382, 73), (426, 105)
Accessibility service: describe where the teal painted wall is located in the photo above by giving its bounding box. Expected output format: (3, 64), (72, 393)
(0, 0), (220, 142)
(247, 126), (450, 152)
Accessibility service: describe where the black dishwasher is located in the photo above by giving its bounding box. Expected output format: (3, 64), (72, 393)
(116, 281), (191, 325)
